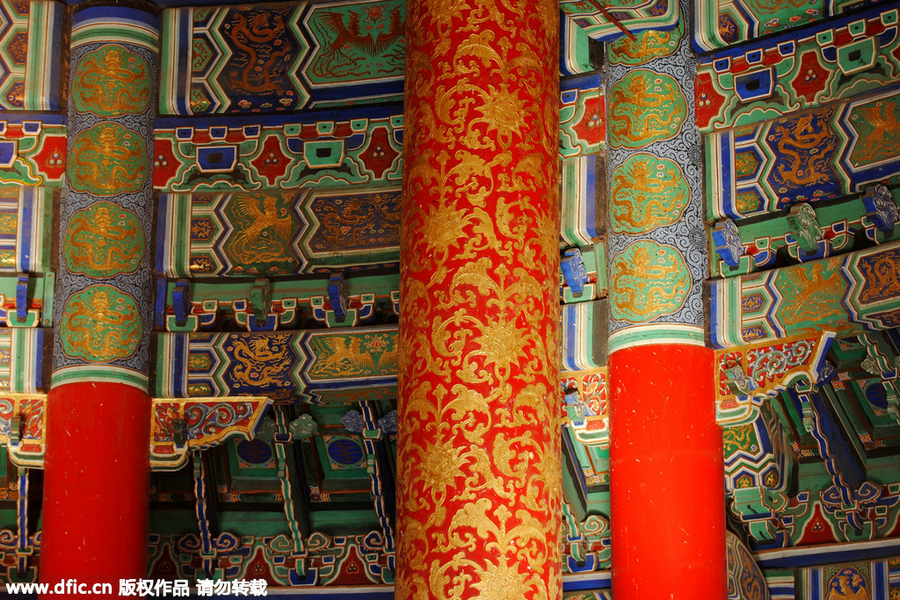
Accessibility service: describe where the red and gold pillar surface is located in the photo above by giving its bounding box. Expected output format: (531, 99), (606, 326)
(396, 0), (561, 598)
(41, 4), (159, 593)
(604, 0), (726, 597)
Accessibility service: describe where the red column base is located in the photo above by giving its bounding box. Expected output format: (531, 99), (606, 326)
(609, 344), (726, 600)
(40, 382), (150, 598)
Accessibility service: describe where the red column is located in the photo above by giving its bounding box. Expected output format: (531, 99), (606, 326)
(609, 345), (725, 599)
(41, 5), (157, 593)
(396, 0), (561, 598)
(41, 383), (150, 592)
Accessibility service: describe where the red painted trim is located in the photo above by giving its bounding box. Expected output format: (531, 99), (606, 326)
(609, 344), (726, 600)
(41, 382), (150, 598)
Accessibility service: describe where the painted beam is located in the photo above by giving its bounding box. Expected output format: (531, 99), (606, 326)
(559, 72), (605, 158)
(153, 107), (404, 192)
(156, 188), (401, 277)
(0, 0), (65, 111)
(156, 327), (398, 404)
(0, 114), (66, 187)
(796, 387), (868, 503)
(693, 0), (879, 51)
(560, 0), (678, 42)
(755, 536), (900, 568)
(697, 4), (900, 133)
(705, 84), (900, 222)
(711, 241), (900, 348)
(158, 1), (406, 115)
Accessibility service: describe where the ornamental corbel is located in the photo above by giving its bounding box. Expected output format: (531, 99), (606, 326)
(786, 203), (824, 255)
(731, 486), (789, 544)
(715, 332), (835, 426)
(150, 396), (273, 470)
(328, 273), (349, 322)
(859, 332), (899, 378)
(172, 279), (191, 327)
(712, 218), (744, 268)
(724, 364), (755, 396)
(862, 183), (898, 237)
(0, 395), (46, 467)
(561, 247), (591, 297)
(289, 413), (319, 440)
(250, 277), (272, 328)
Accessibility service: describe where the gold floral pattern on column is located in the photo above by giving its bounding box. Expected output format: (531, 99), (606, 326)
(397, 0), (562, 598)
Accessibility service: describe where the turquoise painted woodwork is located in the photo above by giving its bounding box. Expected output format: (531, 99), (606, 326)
(157, 189), (400, 277)
(711, 186), (900, 279)
(724, 405), (794, 494)
(0, 115), (66, 187)
(0, 327), (42, 392)
(560, 15), (600, 77)
(559, 73), (606, 158)
(153, 110), (403, 192)
(158, 274), (398, 332)
(694, 0), (884, 51)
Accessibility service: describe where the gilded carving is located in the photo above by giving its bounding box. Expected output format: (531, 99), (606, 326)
(609, 154), (689, 234)
(607, 18), (683, 66)
(226, 6), (296, 95)
(856, 248), (900, 305)
(774, 257), (845, 330)
(59, 285), (143, 362)
(824, 566), (870, 600)
(308, 190), (400, 252)
(848, 95), (900, 168)
(63, 202), (145, 277)
(769, 109), (838, 191)
(610, 241), (690, 322)
(222, 193), (298, 274)
(72, 45), (151, 116)
(68, 123), (148, 196)
(609, 70), (686, 148)
(309, 4), (405, 83)
(222, 334), (295, 392)
(308, 331), (397, 378)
